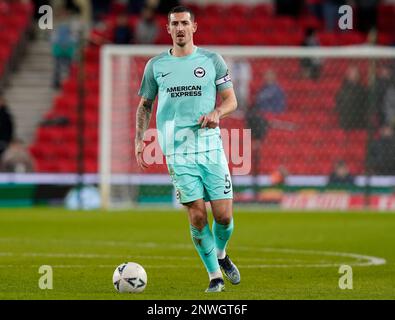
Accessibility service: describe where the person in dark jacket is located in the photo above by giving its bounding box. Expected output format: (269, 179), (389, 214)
(355, 0), (379, 33)
(370, 65), (393, 127)
(328, 160), (355, 187)
(367, 125), (395, 175)
(113, 13), (134, 44)
(156, 0), (180, 15)
(255, 70), (286, 113)
(0, 95), (14, 156)
(300, 27), (322, 80)
(275, 0), (304, 17)
(336, 66), (368, 130)
(322, 0), (346, 31)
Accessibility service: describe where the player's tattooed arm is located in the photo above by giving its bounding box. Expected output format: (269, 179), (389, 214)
(135, 97), (153, 169)
(198, 87), (238, 128)
(135, 97), (153, 141)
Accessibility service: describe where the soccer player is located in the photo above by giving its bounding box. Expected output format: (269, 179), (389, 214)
(135, 6), (240, 292)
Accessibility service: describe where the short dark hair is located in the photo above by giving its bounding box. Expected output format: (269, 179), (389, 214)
(168, 6), (195, 21)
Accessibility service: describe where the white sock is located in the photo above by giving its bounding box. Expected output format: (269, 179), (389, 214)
(209, 270), (223, 281)
(217, 249), (226, 260)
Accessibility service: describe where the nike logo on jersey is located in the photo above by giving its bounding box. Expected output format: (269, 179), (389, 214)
(161, 72), (171, 77)
(224, 190), (232, 195)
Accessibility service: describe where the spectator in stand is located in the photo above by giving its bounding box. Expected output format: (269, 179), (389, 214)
(371, 65), (393, 127)
(300, 27), (322, 80)
(383, 80), (395, 128)
(32, 0), (50, 20)
(0, 95), (14, 157)
(255, 70), (286, 113)
(367, 124), (395, 175)
(335, 66), (368, 130)
(113, 13), (134, 44)
(51, 8), (77, 88)
(328, 160), (355, 186)
(322, 0), (346, 32)
(128, 0), (146, 14)
(74, 0), (93, 31)
(65, 0), (81, 14)
(135, 6), (159, 44)
(89, 21), (112, 46)
(270, 165), (289, 186)
(275, 0), (305, 17)
(246, 107), (269, 199)
(306, 0), (323, 21)
(0, 139), (35, 173)
(90, 0), (111, 23)
(155, 0), (180, 15)
(355, 0), (380, 33)
(226, 57), (252, 116)
(246, 105), (297, 200)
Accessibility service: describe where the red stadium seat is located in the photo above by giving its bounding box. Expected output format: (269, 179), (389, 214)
(84, 159), (98, 173)
(298, 15), (323, 30)
(84, 46), (100, 63)
(337, 32), (367, 45)
(218, 31), (238, 45)
(377, 32), (393, 45)
(249, 17), (275, 32)
(378, 4), (395, 32)
(203, 4), (225, 17)
(110, 1), (127, 15)
(85, 80), (99, 95)
(155, 15), (167, 29)
(250, 3), (273, 18)
(318, 32), (338, 46)
(54, 94), (78, 112)
(237, 32), (264, 46)
(0, 29), (20, 47)
(62, 78), (78, 94)
(226, 4), (251, 18)
(84, 95), (98, 111)
(128, 15), (139, 29)
(154, 34), (168, 45)
(272, 17), (297, 32)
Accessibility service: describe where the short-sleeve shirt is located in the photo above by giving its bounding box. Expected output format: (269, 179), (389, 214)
(138, 46), (233, 156)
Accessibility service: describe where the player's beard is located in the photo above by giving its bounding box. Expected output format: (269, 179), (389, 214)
(175, 33), (188, 47)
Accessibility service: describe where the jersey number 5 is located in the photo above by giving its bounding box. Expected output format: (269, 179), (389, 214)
(224, 174), (232, 194)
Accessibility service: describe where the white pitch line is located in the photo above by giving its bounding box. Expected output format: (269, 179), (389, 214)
(0, 262), (384, 269)
(0, 238), (386, 267)
(0, 252), (326, 263)
(0, 248), (386, 268)
(0, 236), (388, 267)
(234, 246), (387, 266)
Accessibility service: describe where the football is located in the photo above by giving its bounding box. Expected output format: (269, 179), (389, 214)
(112, 262), (147, 293)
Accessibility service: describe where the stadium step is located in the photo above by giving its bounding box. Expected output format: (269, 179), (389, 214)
(3, 33), (55, 144)
(9, 77), (52, 87)
(6, 86), (53, 98)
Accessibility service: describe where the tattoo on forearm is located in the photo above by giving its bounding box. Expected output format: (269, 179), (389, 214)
(142, 99), (153, 113)
(135, 100), (153, 141)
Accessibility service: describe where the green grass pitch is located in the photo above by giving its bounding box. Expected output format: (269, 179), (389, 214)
(0, 208), (394, 300)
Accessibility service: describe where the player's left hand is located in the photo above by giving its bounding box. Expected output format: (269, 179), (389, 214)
(198, 109), (221, 129)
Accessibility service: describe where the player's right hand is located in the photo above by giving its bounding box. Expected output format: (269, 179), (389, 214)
(135, 140), (149, 170)
(198, 109), (221, 129)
